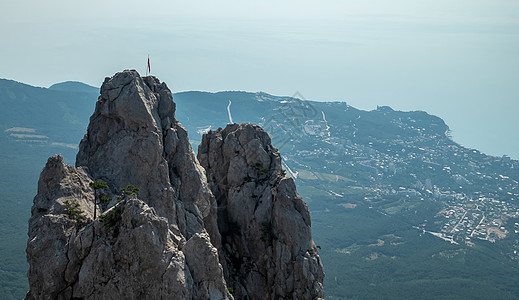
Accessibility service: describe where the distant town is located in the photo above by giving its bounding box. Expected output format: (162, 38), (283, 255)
(274, 102), (519, 258)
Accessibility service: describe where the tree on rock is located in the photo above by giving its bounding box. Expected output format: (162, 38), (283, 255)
(90, 180), (108, 219)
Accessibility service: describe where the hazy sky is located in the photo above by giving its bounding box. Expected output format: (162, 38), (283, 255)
(1, 0), (518, 158)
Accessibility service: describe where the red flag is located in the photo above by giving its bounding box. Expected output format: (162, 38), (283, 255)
(147, 57), (151, 74)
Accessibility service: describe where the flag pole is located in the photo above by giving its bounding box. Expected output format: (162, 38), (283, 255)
(147, 54), (151, 77)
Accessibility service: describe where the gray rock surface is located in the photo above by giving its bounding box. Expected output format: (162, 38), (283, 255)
(25, 70), (323, 300)
(198, 123), (325, 300)
(26, 70), (228, 300)
(75, 71), (218, 244)
(26, 154), (95, 300)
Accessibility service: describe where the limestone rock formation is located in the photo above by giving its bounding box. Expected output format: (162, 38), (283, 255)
(75, 72), (219, 244)
(26, 70), (228, 300)
(199, 123), (325, 300)
(25, 70), (323, 299)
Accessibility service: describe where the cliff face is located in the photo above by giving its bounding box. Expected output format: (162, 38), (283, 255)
(25, 70), (324, 299)
(199, 124), (325, 299)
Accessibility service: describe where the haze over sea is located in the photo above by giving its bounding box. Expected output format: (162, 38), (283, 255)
(1, 0), (518, 159)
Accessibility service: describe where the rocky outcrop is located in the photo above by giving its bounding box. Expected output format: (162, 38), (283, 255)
(198, 123), (325, 299)
(25, 70), (323, 299)
(26, 156), (227, 300)
(75, 72), (219, 244)
(26, 70), (228, 300)
(26, 155), (95, 299)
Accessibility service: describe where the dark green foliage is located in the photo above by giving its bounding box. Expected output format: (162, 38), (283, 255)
(312, 203), (519, 299)
(280, 169), (287, 177)
(0, 153), (31, 299)
(253, 162), (270, 175)
(307, 248), (315, 256)
(227, 287), (234, 294)
(36, 207), (47, 213)
(90, 180), (108, 220)
(100, 196), (112, 203)
(99, 205), (122, 228)
(63, 200), (84, 224)
(121, 184), (140, 196)
(259, 168), (270, 175)
(89, 180), (108, 190)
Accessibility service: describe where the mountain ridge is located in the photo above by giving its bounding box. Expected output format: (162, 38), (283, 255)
(0, 78), (518, 299)
(48, 81), (98, 94)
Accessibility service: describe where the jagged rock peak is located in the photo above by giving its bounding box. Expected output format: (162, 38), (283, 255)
(75, 69), (219, 242)
(25, 71), (324, 300)
(26, 70), (229, 299)
(199, 123), (325, 300)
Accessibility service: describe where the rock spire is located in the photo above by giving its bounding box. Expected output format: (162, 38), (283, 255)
(199, 123), (325, 299)
(25, 70), (324, 299)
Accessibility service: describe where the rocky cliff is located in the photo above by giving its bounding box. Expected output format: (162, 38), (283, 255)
(199, 124), (325, 299)
(25, 70), (324, 299)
